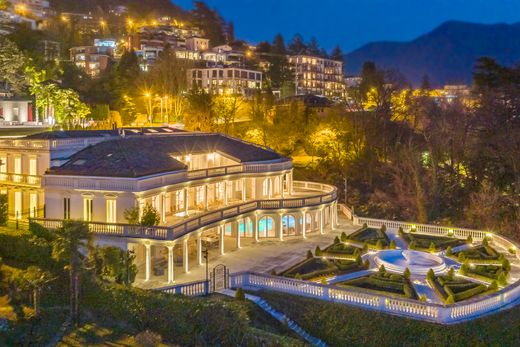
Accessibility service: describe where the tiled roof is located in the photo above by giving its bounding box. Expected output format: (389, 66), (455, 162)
(26, 127), (184, 139)
(47, 133), (285, 178)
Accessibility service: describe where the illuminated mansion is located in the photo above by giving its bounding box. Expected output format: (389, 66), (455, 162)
(1, 129), (337, 283)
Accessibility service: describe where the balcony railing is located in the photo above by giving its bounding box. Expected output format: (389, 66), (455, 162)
(43, 160), (293, 193)
(0, 173), (42, 186)
(32, 181), (337, 241)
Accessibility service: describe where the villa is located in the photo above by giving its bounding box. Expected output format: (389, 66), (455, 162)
(1, 128), (337, 283)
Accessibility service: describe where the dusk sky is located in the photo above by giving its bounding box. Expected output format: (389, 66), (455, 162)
(174, 0), (520, 53)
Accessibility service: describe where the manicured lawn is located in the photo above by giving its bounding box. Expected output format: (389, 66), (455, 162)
(323, 242), (362, 258)
(338, 270), (417, 299)
(347, 226), (390, 248)
(281, 257), (365, 280)
(401, 232), (465, 251)
(429, 275), (488, 303)
(454, 245), (502, 263)
(465, 264), (506, 281)
(257, 291), (520, 346)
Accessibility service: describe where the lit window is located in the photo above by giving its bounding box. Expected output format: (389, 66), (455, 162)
(106, 199), (117, 223)
(83, 197), (93, 221)
(15, 191), (22, 219)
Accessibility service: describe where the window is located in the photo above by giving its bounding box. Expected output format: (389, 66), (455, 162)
(106, 199), (117, 223)
(14, 191), (22, 219)
(262, 178), (270, 197)
(14, 157), (21, 174)
(63, 197), (71, 219)
(29, 157), (37, 176)
(83, 197), (93, 221)
(0, 156), (6, 173)
(29, 193), (37, 218)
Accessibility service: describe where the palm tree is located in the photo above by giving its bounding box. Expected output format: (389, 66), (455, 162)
(51, 220), (91, 327)
(17, 266), (56, 318)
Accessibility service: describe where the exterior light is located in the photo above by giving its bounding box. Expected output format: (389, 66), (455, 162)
(486, 233), (493, 239)
(61, 15), (69, 22)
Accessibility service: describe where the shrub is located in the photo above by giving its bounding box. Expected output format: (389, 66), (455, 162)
(389, 274), (401, 281)
(466, 235), (473, 244)
(426, 269), (435, 281)
(375, 240), (384, 250)
(334, 236), (340, 244)
(509, 247), (517, 255)
(380, 225), (387, 233)
(458, 252), (466, 262)
(379, 265), (386, 274)
(0, 194), (7, 226)
(498, 272), (508, 286)
(419, 294), (427, 302)
(140, 204), (160, 227)
(306, 250), (313, 259)
(362, 243), (368, 252)
(294, 273), (302, 280)
(460, 262), (469, 275)
(447, 267), (455, 280)
(408, 241), (416, 250)
(428, 242), (436, 253)
(397, 227), (404, 236)
(235, 288), (246, 301)
(446, 246), (453, 256)
(270, 269), (277, 276)
(389, 240), (396, 249)
(363, 259), (370, 269)
(410, 226), (416, 233)
(445, 294), (455, 304)
(321, 278), (327, 285)
(488, 281), (498, 292)
(355, 254), (362, 265)
(340, 232), (347, 242)
(403, 284), (413, 298)
(315, 246), (322, 256)
(482, 237), (489, 247)
(362, 223), (368, 228)
(403, 267), (411, 280)
(502, 259), (511, 272)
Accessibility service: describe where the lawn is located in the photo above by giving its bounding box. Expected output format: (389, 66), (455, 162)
(428, 274), (489, 303)
(257, 291), (520, 347)
(453, 245), (503, 263)
(338, 269), (417, 299)
(401, 232), (465, 251)
(347, 226), (390, 248)
(281, 257), (365, 280)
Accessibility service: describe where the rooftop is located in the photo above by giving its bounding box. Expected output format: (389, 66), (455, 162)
(47, 133), (285, 178)
(26, 127), (184, 139)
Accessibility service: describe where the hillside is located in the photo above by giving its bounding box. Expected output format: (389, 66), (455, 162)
(345, 20), (520, 86)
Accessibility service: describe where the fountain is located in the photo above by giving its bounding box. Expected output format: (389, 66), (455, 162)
(374, 250), (447, 275)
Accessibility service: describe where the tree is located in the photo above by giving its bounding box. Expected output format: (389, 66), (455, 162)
(98, 247), (137, 285)
(340, 231), (347, 242)
(124, 206), (140, 224)
(306, 250), (313, 259)
(184, 89), (214, 131)
(403, 267), (411, 279)
(389, 240), (396, 249)
(140, 204), (160, 227)
(0, 37), (27, 94)
(315, 246), (322, 256)
(212, 93), (243, 133)
(191, 1), (226, 45)
(235, 287), (245, 301)
(17, 266), (55, 318)
(51, 220), (92, 327)
(0, 194), (7, 226)
(330, 45), (343, 61)
(288, 34), (307, 55)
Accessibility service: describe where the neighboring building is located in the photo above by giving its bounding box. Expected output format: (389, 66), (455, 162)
(70, 39), (116, 76)
(10, 0), (50, 19)
(0, 97), (35, 124)
(60, 12), (102, 37)
(289, 55), (346, 100)
(187, 67), (262, 97)
(29, 130), (336, 283)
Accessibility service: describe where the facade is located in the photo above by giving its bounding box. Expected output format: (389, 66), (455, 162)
(0, 97), (34, 124)
(26, 130), (337, 283)
(289, 55), (346, 100)
(70, 40), (116, 77)
(187, 67), (262, 97)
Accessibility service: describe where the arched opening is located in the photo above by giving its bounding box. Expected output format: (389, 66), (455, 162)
(274, 176), (280, 196)
(306, 212), (315, 233)
(262, 178), (272, 198)
(282, 215), (297, 236)
(258, 216), (275, 238)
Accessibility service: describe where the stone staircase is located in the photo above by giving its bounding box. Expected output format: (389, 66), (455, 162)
(219, 289), (328, 347)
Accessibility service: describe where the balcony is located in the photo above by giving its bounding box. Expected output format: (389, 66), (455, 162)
(0, 173), (42, 187)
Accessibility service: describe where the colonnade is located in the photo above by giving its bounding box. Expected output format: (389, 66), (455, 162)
(132, 202), (337, 283)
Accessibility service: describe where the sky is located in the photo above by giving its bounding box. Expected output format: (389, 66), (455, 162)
(173, 0), (520, 53)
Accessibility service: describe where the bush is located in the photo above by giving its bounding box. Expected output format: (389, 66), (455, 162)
(334, 236), (340, 244)
(482, 237), (489, 247)
(294, 273), (302, 280)
(389, 240), (396, 249)
(419, 294), (427, 302)
(0, 194), (7, 226)
(355, 254), (362, 265)
(315, 246), (322, 256)
(446, 246), (453, 256)
(397, 227), (404, 236)
(140, 204), (160, 227)
(362, 243), (368, 252)
(460, 262), (469, 275)
(235, 287), (246, 301)
(488, 281), (498, 292)
(447, 267), (455, 280)
(428, 242), (436, 253)
(306, 250), (313, 259)
(458, 252), (466, 262)
(498, 272), (508, 286)
(363, 259), (370, 269)
(509, 247), (517, 255)
(380, 225), (387, 233)
(270, 269), (277, 276)
(379, 265), (386, 274)
(445, 294), (455, 304)
(403, 267), (411, 280)
(502, 259), (511, 272)
(467, 235), (473, 244)
(362, 223), (368, 228)
(321, 278), (327, 285)
(340, 232), (347, 242)
(426, 269), (435, 281)
(408, 241), (416, 250)
(375, 240), (384, 250)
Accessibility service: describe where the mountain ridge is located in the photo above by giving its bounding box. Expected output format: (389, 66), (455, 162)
(345, 20), (520, 86)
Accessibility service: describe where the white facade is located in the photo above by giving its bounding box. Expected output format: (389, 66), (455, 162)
(0, 99), (33, 123)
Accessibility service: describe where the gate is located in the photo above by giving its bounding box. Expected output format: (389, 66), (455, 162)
(211, 264), (229, 292)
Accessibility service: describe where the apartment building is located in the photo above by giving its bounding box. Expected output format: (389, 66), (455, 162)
(187, 67), (262, 97)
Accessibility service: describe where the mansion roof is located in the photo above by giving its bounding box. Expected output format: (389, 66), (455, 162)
(27, 127), (184, 139)
(46, 133), (285, 178)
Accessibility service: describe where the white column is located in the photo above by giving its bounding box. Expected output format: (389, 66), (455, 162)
(197, 235), (203, 266)
(253, 214), (259, 242)
(268, 179), (272, 199)
(219, 225), (225, 255)
(278, 213), (284, 241)
(184, 188), (189, 215)
(145, 243), (151, 281)
(161, 193), (166, 223)
(236, 221), (241, 249)
(241, 178), (246, 202)
(290, 172), (294, 195)
(319, 209), (324, 234)
(204, 184), (209, 211)
(167, 245), (174, 283)
(330, 204), (335, 230)
(280, 175), (285, 198)
(183, 238), (189, 273)
(252, 178), (256, 200)
(301, 211), (307, 239)
(224, 181), (228, 205)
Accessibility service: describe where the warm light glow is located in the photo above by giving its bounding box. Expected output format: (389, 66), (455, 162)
(61, 15), (69, 22)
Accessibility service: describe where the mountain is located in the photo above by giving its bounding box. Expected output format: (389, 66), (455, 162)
(344, 21), (520, 86)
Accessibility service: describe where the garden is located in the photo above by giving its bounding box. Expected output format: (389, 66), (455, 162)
(427, 269), (493, 303)
(451, 244), (503, 264)
(338, 265), (417, 299)
(346, 224), (391, 249)
(399, 228), (466, 251)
